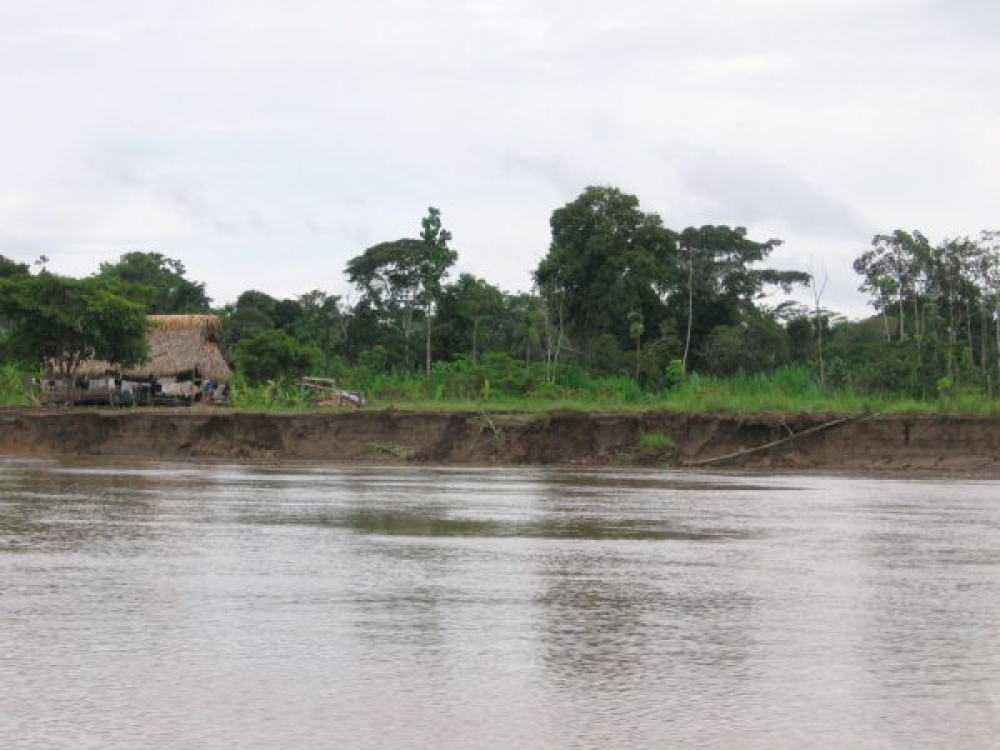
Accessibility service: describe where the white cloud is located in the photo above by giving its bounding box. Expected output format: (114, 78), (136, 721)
(0, 0), (996, 317)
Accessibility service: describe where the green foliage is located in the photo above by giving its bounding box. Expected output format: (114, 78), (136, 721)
(238, 329), (321, 385)
(0, 364), (35, 406)
(0, 273), (148, 379)
(4, 191), (1000, 420)
(229, 375), (318, 411)
(664, 359), (686, 389)
(639, 430), (676, 450)
(534, 186), (676, 353)
(585, 333), (627, 377)
(345, 207), (457, 374)
(435, 273), (506, 362)
(0, 255), (30, 279)
(703, 309), (790, 377)
(675, 225), (807, 370)
(361, 441), (414, 458)
(936, 376), (954, 399)
(98, 251), (211, 313)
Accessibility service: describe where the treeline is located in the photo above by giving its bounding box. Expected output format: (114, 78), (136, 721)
(2, 186), (999, 404)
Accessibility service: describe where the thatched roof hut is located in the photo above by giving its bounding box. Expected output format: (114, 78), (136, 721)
(77, 314), (233, 383)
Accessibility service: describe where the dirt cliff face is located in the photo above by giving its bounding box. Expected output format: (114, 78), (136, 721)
(0, 408), (998, 475)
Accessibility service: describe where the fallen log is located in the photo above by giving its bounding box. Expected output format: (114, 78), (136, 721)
(681, 414), (877, 468)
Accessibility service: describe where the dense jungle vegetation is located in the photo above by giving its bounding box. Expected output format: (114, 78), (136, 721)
(2, 186), (999, 413)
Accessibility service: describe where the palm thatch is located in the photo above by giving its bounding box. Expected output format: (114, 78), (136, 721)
(75, 314), (233, 382)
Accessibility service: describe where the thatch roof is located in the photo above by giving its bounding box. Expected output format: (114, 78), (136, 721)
(76, 314), (233, 382)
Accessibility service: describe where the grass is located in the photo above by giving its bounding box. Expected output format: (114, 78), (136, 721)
(360, 441), (414, 458)
(639, 430), (676, 450)
(237, 366), (1000, 417)
(0, 364), (37, 407)
(6, 361), (1000, 417)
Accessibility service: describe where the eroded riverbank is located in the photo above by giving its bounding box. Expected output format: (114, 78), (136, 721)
(1, 408), (998, 476)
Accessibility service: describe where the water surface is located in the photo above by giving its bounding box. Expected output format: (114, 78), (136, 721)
(1, 460), (998, 748)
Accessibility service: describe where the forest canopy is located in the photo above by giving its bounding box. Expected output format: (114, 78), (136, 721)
(1, 187), (998, 405)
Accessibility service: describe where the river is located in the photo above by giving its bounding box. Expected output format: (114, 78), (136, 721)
(1, 460), (998, 748)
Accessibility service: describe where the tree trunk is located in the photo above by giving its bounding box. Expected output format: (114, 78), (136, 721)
(682, 245), (694, 371)
(425, 304), (432, 378)
(965, 299), (975, 355)
(810, 263), (827, 392)
(995, 305), (1000, 399)
(898, 288), (905, 341)
(401, 306), (413, 371)
(634, 337), (641, 382)
(472, 318), (479, 365)
(981, 306), (989, 375)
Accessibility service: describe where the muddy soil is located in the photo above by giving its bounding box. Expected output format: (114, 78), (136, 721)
(0, 408), (998, 476)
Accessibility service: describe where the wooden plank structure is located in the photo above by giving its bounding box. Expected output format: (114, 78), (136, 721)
(299, 377), (366, 408)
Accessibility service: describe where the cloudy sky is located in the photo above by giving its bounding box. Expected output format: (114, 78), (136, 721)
(2, 0), (997, 315)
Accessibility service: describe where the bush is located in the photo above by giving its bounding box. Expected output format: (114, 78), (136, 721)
(238, 329), (321, 384)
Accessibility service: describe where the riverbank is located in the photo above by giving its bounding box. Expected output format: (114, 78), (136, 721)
(1, 408), (998, 476)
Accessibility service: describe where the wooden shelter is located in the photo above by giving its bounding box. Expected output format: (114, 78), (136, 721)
(142, 314), (230, 383)
(76, 314), (232, 384)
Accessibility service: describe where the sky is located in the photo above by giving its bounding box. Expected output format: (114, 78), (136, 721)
(1, 0), (998, 316)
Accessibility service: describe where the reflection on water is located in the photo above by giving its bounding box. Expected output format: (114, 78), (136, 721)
(1, 461), (999, 749)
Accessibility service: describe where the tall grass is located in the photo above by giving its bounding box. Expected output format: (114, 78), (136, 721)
(0, 364), (36, 407)
(351, 364), (1000, 416)
(8, 358), (1000, 416)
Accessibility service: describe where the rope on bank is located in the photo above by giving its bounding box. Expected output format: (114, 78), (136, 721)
(681, 414), (878, 468)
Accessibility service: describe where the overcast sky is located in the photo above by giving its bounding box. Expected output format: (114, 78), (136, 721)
(2, 0), (997, 315)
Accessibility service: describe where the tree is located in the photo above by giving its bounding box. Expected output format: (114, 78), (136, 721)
(0, 273), (148, 398)
(0, 255), (31, 340)
(0, 255), (30, 279)
(98, 251), (211, 314)
(978, 230), (1000, 393)
(504, 292), (544, 365)
(346, 207), (457, 375)
(703, 308), (790, 377)
(534, 186), (676, 357)
(628, 311), (644, 381)
(436, 274), (505, 364)
(674, 225), (805, 371)
(854, 231), (930, 342)
(238, 329), (320, 384)
(220, 290), (279, 352)
(346, 238), (423, 368)
(417, 207), (457, 376)
(808, 259), (829, 391)
(295, 290), (346, 367)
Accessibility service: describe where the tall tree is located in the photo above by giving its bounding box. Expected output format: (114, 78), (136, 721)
(0, 273), (148, 399)
(534, 186), (676, 356)
(346, 208), (457, 374)
(0, 255), (30, 279)
(978, 230), (1000, 392)
(220, 290), (279, 352)
(628, 311), (644, 381)
(675, 225), (805, 371)
(854, 231), (930, 342)
(98, 251), (211, 313)
(436, 274), (505, 364)
(296, 290), (346, 366)
(808, 259), (829, 391)
(417, 207), (457, 376)
(346, 239), (423, 368)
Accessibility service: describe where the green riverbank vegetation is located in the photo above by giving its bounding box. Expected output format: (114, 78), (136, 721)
(2, 188), (999, 416)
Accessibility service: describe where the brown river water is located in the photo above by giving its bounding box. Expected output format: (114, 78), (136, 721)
(1, 460), (999, 749)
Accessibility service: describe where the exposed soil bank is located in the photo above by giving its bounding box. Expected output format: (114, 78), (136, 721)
(1, 408), (999, 476)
